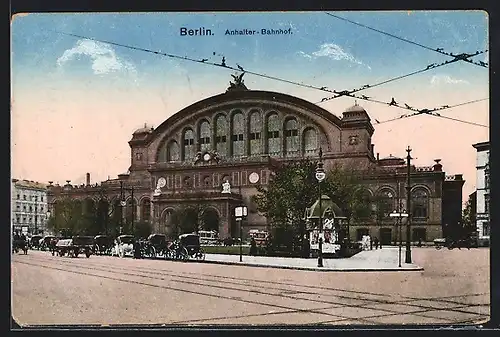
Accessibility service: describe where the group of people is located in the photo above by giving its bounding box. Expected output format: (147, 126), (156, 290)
(12, 231), (27, 242)
(361, 235), (382, 250)
(12, 231), (28, 253)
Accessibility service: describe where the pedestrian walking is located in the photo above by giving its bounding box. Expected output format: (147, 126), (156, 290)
(370, 235), (373, 250)
(374, 237), (379, 249)
(249, 237), (257, 256)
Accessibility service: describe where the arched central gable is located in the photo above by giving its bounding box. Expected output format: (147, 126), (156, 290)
(149, 91), (342, 162)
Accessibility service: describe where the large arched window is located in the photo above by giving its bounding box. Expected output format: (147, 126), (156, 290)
(182, 129), (195, 161)
(356, 189), (374, 219)
(167, 140), (180, 162)
(249, 110), (262, 156)
(267, 113), (281, 155)
(376, 189), (395, 220)
(199, 120), (211, 152)
(215, 115), (228, 157)
(231, 111), (245, 157)
(303, 128), (318, 156)
(285, 118), (299, 157)
(141, 199), (151, 222)
(412, 189), (429, 219)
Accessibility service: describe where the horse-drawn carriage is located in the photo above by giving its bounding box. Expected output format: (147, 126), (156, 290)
(93, 235), (114, 255)
(39, 235), (57, 251)
(55, 236), (94, 258)
(177, 233), (205, 260)
(28, 234), (43, 250)
(112, 235), (135, 258)
(144, 234), (170, 258)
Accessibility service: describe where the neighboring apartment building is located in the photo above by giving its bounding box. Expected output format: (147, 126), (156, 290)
(11, 179), (49, 235)
(472, 141), (490, 240)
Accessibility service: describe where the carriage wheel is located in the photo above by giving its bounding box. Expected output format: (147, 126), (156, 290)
(166, 249), (175, 260)
(435, 245), (442, 250)
(196, 248), (205, 261)
(180, 247), (189, 261)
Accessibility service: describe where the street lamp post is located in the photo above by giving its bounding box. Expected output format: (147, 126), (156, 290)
(120, 181), (135, 235)
(34, 207), (38, 235)
(405, 146), (412, 264)
(315, 148), (326, 268)
(235, 206), (248, 262)
(46, 211), (51, 235)
(390, 209), (408, 267)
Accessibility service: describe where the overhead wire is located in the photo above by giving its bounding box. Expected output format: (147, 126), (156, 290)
(53, 30), (488, 128)
(314, 57), (466, 104)
(324, 12), (488, 68)
(52, 30), (342, 95)
(374, 98), (489, 127)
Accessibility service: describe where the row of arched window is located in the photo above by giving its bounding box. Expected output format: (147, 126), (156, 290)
(158, 110), (320, 162)
(365, 188), (430, 220)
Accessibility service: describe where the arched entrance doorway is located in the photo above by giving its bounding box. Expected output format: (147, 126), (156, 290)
(201, 207), (220, 232)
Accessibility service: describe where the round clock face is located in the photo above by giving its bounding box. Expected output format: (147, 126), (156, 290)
(249, 172), (260, 184)
(157, 177), (166, 188)
(203, 153), (211, 161)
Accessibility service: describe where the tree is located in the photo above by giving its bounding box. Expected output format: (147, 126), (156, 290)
(254, 160), (371, 254)
(461, 195), (476, 239)
(134, 221), (152, 239)
(254, 160), (319, 253)
(323, 164), (373, 227)
(47, 198), (85, 236)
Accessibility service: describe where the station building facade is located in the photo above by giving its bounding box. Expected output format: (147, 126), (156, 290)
(47, 81), (464, 244)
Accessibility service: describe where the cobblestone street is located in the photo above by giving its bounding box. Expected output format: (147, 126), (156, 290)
(11, 247), (489, 327)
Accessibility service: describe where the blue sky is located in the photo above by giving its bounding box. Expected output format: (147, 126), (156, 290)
(11, 11), (489, 202)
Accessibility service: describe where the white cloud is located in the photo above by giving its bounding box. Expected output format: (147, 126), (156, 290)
(57, 39), (136, 75)
(298, 43), (371, 69)
(430, 74), (469, 85)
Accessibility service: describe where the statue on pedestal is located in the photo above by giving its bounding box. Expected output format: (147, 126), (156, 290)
(221, 180), (231, 194)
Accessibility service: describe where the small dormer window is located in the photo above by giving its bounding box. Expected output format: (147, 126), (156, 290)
(136, 152), (143, 161)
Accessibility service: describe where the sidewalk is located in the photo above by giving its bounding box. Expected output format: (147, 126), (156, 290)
(198, 246), (423, 272)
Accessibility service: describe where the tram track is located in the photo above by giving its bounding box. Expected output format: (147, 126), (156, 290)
(12, 253), (488, 325)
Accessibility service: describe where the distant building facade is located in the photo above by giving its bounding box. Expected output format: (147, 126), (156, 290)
(11, 179), (49, 234)
(473, 141), (490, 239)
(46, 80), (465, 243)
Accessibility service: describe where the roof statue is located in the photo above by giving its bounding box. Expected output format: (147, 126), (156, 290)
(226, 72), (248, 92)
